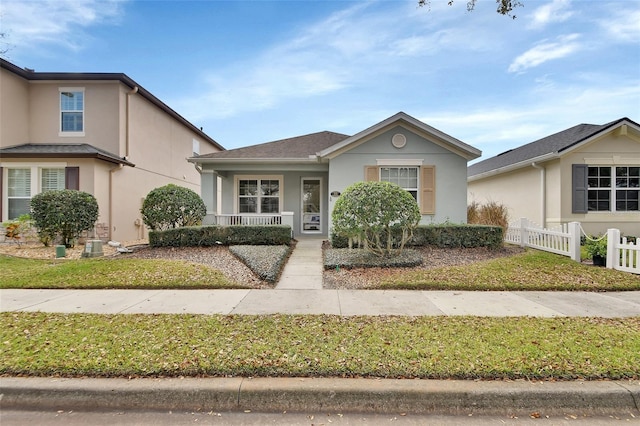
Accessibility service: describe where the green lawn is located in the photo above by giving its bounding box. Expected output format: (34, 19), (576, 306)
(0, 255), (245, 289)
(1, 312), (638, 380)
(376, 250), (640, 291)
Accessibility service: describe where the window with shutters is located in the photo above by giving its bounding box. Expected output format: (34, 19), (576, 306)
(2, 165), (68, 219)
(588, 166), (639, 212)
(365, 165), (435, 214)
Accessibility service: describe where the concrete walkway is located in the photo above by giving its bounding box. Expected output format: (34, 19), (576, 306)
(2, 289), (639, 317)
(275, 237), (324, 289)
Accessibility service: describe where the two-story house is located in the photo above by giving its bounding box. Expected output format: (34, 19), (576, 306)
(0, 59), (224, 242)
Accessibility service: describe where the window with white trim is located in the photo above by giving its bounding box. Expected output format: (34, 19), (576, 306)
(60, 88), (84, 134)
(380, 167), (419, 200)
(4, 166), (66, 219)
(588, 166), (639, 212)
(237, 178), (281, 214)
(7, 168), (31, 219)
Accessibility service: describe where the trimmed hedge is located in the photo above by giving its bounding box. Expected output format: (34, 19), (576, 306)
(150, 225), (292, 247)
(332, 224), (503, 250)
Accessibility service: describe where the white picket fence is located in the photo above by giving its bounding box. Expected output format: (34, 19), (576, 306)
(505, 218), (581, 262)
(505, 218), (639, 274)
(606, 228), (640, 274)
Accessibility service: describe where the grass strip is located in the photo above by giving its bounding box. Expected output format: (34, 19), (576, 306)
(0, 255), (244, 289)
(2, 312), (638, 380)
(378, 250), (640, 291)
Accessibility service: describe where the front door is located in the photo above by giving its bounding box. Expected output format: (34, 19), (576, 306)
(301, 178), (322, 234)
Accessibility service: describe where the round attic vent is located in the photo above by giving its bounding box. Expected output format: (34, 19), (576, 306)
(391, 133), (406, 148)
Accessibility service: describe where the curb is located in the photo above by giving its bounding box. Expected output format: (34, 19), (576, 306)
(1, 377), (639, 416)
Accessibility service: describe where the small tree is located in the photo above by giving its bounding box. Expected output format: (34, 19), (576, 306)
(30, 190), (99, 248)
(141, 184), (206, 231)
(332, 181), (421, 256)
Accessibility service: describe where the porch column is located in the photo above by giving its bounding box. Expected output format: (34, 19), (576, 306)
(281, 211), (294, 237)
(200, 170), (217, 225)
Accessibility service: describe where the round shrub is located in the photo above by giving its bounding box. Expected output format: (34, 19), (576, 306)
(141, 184), (206, 231)
(30, 190), (99, 248)
(332, 181), (421, 256)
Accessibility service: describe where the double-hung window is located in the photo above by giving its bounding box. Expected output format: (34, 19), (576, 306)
(60, 88), (84, 135)
(237, 177), (281, 214)
(587, 166), (639, 212)
(380, 167), (419, 200)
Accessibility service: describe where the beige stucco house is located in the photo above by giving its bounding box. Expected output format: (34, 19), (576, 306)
(0, 59), (223, 242)
(468, 117), (640, 236)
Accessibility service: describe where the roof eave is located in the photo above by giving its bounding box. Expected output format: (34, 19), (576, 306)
(0, 152), (136, 167)
(188, 157), (321, 165)
(468, 152), (558, 182)
(317, 112), (481, 160)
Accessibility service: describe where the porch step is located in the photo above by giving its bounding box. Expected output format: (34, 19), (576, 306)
(276, 238), (324, 289)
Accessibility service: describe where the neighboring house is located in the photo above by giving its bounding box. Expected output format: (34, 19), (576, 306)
(190, 112), (481, 238)
(468, 117), (640, 237)
(0, 59), (224, 242)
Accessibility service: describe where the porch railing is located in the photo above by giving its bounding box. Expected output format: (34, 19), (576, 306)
(204, 212), (294, 233)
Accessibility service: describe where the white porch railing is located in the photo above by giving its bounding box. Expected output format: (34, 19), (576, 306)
(204, 212), (295, 233)
(607, 228), (640, 274)
(214, 214), (282, 226)
(505, 218), (581, 262)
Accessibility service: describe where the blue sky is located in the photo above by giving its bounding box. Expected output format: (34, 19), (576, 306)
(1, 0), (639, 160)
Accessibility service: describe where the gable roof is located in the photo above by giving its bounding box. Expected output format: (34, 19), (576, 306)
(317, 112), (481, 161)
(192, 131), (350, 163)
(190, 112), (481, 165)
(0, 58), (224, 152)
(0, 143), (136, 167)
(468, 117), (640, 179)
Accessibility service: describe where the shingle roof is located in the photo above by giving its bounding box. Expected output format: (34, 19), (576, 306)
(194, 131), (350, 160)
(0, 143), (135, 167)
(467, 118), (635, 178)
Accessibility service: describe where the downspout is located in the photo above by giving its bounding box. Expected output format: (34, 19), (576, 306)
(532, 163), (546, 227)
(109, 164), (124, 241)
(125, 86), (139, 159)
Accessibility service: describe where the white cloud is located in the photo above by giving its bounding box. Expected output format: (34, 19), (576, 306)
(528, 0), (574, 29)
(0, 0), (124, 51)
(508, 34), (582, 73)
(599, 8), (640, 43)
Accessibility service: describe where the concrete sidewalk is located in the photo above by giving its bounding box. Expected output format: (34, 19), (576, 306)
(2, 376), (639, 416)
(2, 289), (639, 317)
(276, 238), (323, 289)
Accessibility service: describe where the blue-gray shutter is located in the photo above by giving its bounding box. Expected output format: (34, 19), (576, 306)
(572, 164), (588, 213)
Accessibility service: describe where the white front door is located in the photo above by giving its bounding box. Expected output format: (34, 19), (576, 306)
(301, 178), (322, 234)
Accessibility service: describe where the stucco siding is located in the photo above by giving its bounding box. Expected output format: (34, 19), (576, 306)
(0, 69), (30, 147)
(559, 133), (640, 236)
(329, 126), (469, 227)
(468, 166), (543, 226)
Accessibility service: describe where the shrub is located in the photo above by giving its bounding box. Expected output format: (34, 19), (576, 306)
(332, 181), (421, 257)
(468, 200), (509, 231)
(2, 214), (32, 245)
(30, 190), (99, 248)
(149, 225), (292, 247)
(331, 224), (503, 250)
(141, 184), (206, 231)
